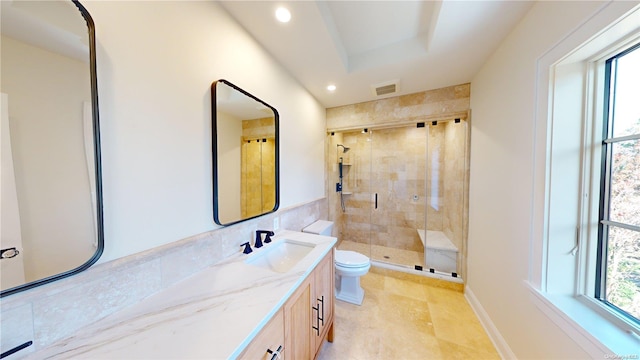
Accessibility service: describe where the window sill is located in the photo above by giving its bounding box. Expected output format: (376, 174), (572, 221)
(525, 281), (640, 357)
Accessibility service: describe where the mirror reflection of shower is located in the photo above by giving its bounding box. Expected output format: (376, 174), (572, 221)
(337, 144), (350, 212)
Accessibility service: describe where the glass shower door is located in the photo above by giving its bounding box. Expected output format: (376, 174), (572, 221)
(423, 119), (468, 277)
(334, 130), (372, 258)
(331, 120), (468, 280)
(368, 125), (427, 269)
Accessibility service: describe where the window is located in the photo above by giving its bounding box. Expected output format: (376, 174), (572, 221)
(529, 5), (640, 355)
(596, 44), (640, 324)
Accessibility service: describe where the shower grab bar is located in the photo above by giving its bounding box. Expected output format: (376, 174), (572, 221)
(374, 193), (378, 209)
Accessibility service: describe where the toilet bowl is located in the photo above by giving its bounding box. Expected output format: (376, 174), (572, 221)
(334, 250), (370, 305)
(302, 220), (371, 306)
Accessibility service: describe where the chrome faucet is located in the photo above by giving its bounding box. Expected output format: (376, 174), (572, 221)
(255, 230), (275, 248)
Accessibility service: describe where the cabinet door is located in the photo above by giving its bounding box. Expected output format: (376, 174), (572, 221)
(312, 249), (335, 354)
(284, 277), (312, 360)
(239, 309), (285, 360)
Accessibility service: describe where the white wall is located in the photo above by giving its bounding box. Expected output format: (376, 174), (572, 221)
(81, 1), (326, 262)
(468, 1), (638, 358)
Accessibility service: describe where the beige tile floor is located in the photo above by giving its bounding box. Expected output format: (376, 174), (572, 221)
(317, 268), (500, 360)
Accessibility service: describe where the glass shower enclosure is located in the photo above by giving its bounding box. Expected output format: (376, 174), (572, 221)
(328, 119), (469, 280)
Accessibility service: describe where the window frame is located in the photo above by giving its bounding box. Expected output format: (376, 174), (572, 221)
(593, 43), (640, 326)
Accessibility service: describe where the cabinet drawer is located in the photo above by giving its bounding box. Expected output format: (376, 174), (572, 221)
(239, 309), (285, 360)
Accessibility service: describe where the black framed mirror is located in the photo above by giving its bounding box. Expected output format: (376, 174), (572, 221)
(0, 0), (102, 297)
(212, 79), (279, 226)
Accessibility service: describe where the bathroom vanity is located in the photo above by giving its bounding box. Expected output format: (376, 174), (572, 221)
(240, 249), (334, 359)
(26, 230), (336, 359)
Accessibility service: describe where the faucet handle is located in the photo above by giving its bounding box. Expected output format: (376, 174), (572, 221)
(255, 232), (264, 248)
(255, 230), (275, 246)
(241, 242), (252, 254)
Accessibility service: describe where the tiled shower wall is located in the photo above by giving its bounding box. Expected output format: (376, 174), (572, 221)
(0, 199), (327, 358)
(241, 117), (276, 218)
(335, 127), (428, 253)
(326, 83), (470, 130)
(330, 123), (467, 252)
(241, 139), (276, 217)
(326, 83), (470, 278)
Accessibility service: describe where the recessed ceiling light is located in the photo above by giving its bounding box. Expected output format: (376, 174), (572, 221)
(275, 7), (291, 23)
(327, 84), (336, 92)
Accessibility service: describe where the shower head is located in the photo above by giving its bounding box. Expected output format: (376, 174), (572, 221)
(337, 144), (350, 153)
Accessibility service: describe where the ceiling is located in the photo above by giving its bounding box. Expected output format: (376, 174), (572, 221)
(218, 0), (534, 109)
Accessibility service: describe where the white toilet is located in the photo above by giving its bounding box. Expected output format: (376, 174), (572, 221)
(302, 220), (371, 306)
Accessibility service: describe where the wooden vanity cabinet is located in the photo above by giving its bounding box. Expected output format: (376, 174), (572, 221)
(284, 248), (335, 359)
(311, 249), (334, 356)
(243, 248), (335, 360)
(284, 277), (312, 359)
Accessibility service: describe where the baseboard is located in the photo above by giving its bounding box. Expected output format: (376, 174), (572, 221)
(464, 286), (516, 359)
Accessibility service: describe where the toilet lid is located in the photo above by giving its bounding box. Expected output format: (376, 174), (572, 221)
(335, 250), (370, 267)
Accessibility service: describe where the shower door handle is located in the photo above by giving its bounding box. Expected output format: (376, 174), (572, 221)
(374, 193), (378, 209)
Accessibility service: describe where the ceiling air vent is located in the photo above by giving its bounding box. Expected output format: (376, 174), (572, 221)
(371, 80), (399, 97)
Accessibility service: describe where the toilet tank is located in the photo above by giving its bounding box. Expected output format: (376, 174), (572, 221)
(302, 220), (334, 236)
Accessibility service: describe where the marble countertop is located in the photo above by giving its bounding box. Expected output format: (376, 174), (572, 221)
(28, 230), (336, 359)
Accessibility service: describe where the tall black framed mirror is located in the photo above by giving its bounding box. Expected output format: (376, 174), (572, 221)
(212, 79), (279, 226)
(0, 0), (102, 297)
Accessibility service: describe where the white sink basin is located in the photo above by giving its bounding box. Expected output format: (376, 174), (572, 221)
(245, 240), (316, 273)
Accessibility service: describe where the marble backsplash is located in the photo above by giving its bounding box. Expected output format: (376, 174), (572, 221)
(0, 198), (327, 358)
